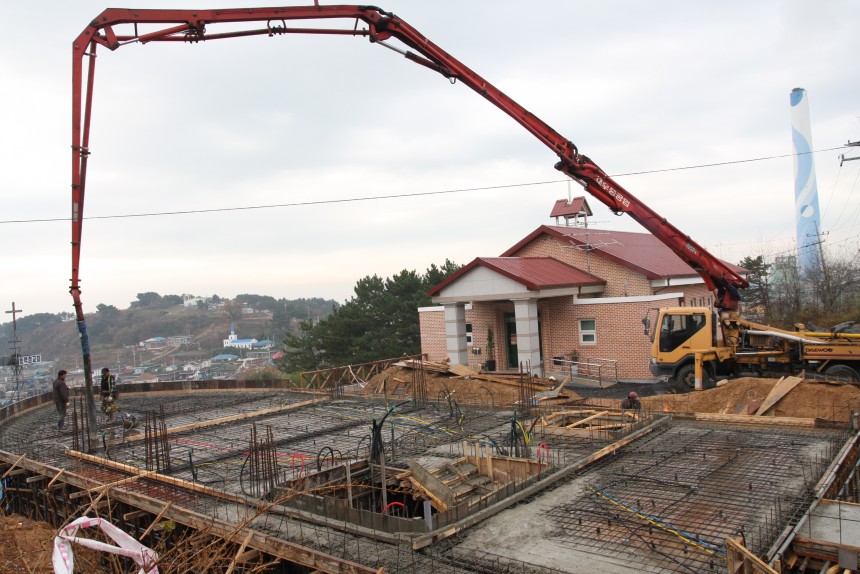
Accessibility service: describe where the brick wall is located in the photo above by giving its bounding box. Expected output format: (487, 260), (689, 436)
(512, 235), (654, 297)
(419, 309), (446, 362)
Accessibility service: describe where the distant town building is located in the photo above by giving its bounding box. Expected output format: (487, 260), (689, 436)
(223, 325), (257, 349)
(140, 336), (168, 350)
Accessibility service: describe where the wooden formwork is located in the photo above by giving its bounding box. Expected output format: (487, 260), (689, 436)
(536, 408), (639, 439)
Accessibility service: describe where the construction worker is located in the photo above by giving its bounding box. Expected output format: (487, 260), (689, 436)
(620, 391), (641, 411)
(52, 370), (70, 430)
(100, 367), (118, 420)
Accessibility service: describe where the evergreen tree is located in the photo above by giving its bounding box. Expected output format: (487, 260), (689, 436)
(738, 255), (771, 322)
(277, 261), (461, 372)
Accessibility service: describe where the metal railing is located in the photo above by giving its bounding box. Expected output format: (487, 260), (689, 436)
(543, 355), (618, 387)
(300, 354), (426, 391)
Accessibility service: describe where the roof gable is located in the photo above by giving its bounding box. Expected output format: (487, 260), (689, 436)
(428, 256), (604, 297)
(501, 225), (746, 280)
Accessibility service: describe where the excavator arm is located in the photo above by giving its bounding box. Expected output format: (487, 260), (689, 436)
(70, 5), (749, 432)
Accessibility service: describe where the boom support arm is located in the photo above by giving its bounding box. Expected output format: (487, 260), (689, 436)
(70, 5), (749, 433)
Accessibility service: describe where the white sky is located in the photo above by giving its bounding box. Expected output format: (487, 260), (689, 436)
(2, 0), (859, 318)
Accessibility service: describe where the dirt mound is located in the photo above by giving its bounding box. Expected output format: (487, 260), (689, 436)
(642, 377), (860, 421)
(0, 514), (113, 573)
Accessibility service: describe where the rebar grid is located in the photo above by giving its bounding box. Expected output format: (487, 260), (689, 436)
(2, 387), (855, 574)
(544, 421), (846, 573)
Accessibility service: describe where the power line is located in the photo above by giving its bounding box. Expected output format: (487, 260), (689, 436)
(0, 145), (850, 225)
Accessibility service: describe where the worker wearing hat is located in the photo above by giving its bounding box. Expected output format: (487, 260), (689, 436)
(620, 391), (641, 411)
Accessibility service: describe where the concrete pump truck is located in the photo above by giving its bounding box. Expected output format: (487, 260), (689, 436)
(70, 5), (859, 411)
(646, 307), (860, 391)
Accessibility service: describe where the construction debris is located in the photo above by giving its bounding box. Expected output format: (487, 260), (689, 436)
(366, 365), (584, 406)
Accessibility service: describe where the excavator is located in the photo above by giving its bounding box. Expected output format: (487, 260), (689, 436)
(69, 4), (859, 426)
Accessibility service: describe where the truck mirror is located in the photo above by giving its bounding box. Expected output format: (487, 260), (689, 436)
(641, 317), (650, 335)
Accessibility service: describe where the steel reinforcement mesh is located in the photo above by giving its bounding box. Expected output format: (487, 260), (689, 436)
(543, 421), (846, 573)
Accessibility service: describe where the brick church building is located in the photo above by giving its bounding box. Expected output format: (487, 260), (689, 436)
(419, 198), (746, 381)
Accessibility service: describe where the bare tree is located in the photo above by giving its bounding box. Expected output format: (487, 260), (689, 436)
(222, 299), (244, 323)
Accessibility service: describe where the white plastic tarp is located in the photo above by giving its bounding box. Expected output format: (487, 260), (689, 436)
(53, 516), (159, 574)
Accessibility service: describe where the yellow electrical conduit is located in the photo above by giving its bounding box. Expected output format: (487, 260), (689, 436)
(587, 484), (726, 558)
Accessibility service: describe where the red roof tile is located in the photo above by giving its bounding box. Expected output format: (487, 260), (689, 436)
(501, 225), (746, 280)
(428, 257), (604, 296)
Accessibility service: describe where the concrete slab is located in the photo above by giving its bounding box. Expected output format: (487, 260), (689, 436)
(801, 500), (860, 547)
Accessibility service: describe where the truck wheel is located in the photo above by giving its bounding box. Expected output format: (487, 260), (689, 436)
(824, 364), (860, 382)
(674, 365), (696, 391)
(674, 364), (712, 391)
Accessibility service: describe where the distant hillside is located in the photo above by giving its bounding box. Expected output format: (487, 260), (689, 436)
(0, 294), (337, 371)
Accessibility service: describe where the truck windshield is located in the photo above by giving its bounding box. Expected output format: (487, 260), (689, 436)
(659, 313), (707, 353)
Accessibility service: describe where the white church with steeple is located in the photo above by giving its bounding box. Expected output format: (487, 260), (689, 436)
(223, 324), (257, 349)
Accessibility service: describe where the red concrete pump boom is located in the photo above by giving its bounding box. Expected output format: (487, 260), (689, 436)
(70, 5), (748, 430)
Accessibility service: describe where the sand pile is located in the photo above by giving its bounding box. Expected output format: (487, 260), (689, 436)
(642, 377), (860, 421)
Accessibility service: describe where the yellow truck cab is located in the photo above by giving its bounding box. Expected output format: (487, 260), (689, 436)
(646, 306), (860, 390)
(646, 307), (720, 389)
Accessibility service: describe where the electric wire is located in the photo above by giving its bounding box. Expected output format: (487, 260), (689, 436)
(1, 146), (850, 225)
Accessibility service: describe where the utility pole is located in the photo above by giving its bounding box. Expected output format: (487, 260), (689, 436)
(5, 303), (23, 403)
(839, 139), (860, 166)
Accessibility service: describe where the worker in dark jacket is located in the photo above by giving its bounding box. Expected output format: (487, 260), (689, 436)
(620, 391), (641, 411)
(52, 370), (70, 430)
(100, 367), (118, 421)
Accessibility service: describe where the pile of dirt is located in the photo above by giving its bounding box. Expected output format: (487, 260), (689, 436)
(0, 514), (114, 573)
(0, 514), (55, 573)
(642, 377), (860, 421)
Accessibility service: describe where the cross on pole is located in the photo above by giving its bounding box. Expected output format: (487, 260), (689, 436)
(5, 302), (22, 337)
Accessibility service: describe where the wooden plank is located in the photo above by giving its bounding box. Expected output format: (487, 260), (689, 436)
(447, 364), (479, 377)
(406, 477), (449, 511)
(564, 411), (609, 428)
(672, 412), (817, 427)
(543, 410), (601, 425)
(141, 501), (173, 539)
(124, 397), (328, 442)
(755, 376), (803, 415)
(47, 469), (65, 489)
(123, 509), (150, 521)
(725, 536), (779, 574)
(793, 536), (860, 555)
(225, 530), (256, 574)
(408, 460), (456, 510)
(70, 470), (157, 497)
(234, 549), (260, 564)
(444, 462), (491, 495)
(1, 453), (27, 479)
(80, 490), (107, 515)
(2, 468), (28, 477)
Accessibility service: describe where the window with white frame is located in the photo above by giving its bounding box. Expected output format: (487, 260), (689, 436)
(466, 323), (473, 345)
(579, 319), (597, 345)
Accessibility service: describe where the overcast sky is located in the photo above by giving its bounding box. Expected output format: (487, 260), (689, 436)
(2, 0), (858, 319)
